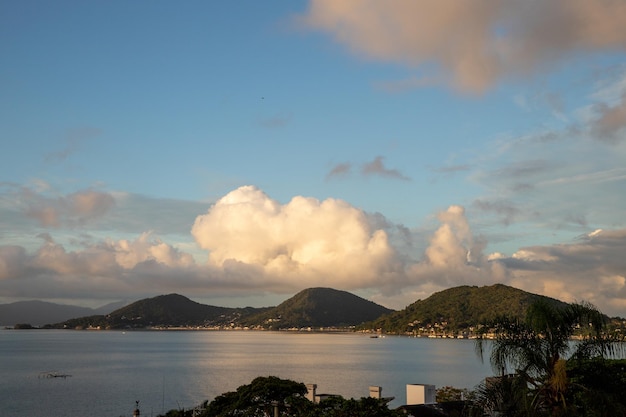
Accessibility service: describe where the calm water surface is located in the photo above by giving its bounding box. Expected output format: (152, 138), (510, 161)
(0, 330), (494, 417)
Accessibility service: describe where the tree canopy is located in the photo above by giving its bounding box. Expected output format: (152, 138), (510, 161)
(160, 376), (403, 417)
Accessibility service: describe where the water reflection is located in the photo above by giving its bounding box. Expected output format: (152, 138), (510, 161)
(0, 330), (494, 416)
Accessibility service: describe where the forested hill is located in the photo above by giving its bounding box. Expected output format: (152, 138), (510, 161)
(239, 287), (394, 329)
(362, 284), (569, 334)
(56, 294), (270, 329)
(107, 293), (254, 326)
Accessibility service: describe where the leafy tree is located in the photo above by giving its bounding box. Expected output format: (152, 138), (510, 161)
(13, 323), (35, 329)
(566, 358), (626, 416)
(468, 374), (532, 417)
(436, 386), (471, 403)
(309, 396), (403, 417)
(163, 376), (403, 417)
(474, 300), (625, 416)
(197, 376), (309, 417)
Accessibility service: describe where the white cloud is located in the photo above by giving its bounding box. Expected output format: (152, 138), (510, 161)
(191, 185), (403, 290)
(406, 205), (506, 290)
(108, 232), (195, 270)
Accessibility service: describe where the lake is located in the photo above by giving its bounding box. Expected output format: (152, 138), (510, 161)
(0, 329), (495, 417)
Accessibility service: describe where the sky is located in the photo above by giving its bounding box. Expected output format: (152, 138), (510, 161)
(1, 1), (626, 316)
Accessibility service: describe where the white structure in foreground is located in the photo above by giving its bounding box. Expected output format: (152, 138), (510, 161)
(406, 383), (436, 405)
(305, 382), (435, 406)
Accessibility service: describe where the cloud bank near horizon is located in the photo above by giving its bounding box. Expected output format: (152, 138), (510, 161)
(1, 185), (625, 315)
(299, 0), (626, 93)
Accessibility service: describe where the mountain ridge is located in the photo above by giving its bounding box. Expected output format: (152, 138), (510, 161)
(0, 300), (125, 327)
(51, 288), (393, 329)
(4, 284), (617, 331)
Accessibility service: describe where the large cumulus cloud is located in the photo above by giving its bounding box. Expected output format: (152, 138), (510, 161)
(381, 205), (508, 307)
(191, 188), (505, 302)
(191, 186), (403, 290)
(299, 0), (626, 93)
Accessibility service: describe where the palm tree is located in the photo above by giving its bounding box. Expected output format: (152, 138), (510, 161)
(475, 299), (624, 416)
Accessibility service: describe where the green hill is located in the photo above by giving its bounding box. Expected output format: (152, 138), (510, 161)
(240, 287), (394, 329)
(362, 284), (569, 334)
(55, 294), (269, 329)
(107, 294), (244, 326)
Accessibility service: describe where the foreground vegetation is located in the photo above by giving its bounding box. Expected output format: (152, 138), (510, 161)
(158, 376), (404, 417)
(468, 300), (626, 417)
(471, 300), (626, 416)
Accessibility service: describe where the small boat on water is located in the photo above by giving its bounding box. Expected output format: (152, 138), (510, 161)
(39, 371), (71, 379)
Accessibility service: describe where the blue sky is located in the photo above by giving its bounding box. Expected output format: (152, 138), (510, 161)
(2, 1), (626, 315)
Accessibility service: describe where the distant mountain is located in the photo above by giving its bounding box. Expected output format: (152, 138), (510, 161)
(55, 294), (270, 329)
(362, 283), (569, 334)
(93, 300), (130, 315)
(240, 287), (394, 329)
(0, 300), (96, 327)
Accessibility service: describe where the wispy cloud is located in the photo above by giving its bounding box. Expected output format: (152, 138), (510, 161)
(432, 164), (471, 174)
(44, 127), (102, 163)
(16, 187), (116, 228)
(472, 199), (521, 226)
(259, 113), (292, 129)
(326, 157), (410, 181)
(461, 69), (626, 234)
(374, 74), (444, 93)
(325, 162), (352, 180)
(298, 0), (626, 93)
(590, 92), (626, 143)
(361, 156), (410, 181)
(494, 159), (555, 179)
(538, 167), (626, 187)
